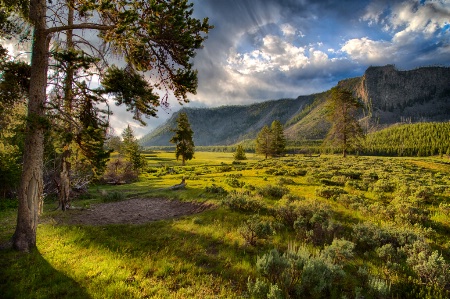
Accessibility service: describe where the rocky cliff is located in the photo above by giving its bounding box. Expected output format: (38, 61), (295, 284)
(353, 65), (450, 124)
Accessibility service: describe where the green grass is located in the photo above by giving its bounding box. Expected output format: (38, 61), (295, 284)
(1, 152), (450, 298)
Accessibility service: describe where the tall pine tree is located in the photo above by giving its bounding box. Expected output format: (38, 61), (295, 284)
(256, 125), (272, 159)
(324, 86), (364, 157)
(270, 120), (286, 157)
(170, 112), (194, 166)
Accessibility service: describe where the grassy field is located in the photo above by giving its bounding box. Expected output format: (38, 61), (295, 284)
(1, 152), (450, 298)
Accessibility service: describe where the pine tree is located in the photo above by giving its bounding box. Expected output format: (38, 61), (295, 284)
(270, 120), (286, 157)
(324, 86), (364, 157)
(256, 125), (272, 159)
(121, 125), (146, 171)
(170, 113), (194, 166)
(234, 145), (247, 160)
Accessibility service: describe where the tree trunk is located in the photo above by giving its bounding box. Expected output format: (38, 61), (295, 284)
(59, 150), (71, 211)
(12, 0), (48, 252)
(58, 3), (74, 211)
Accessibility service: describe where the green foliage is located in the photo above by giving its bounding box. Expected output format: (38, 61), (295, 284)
(362, 122), (450, 156)
(101, 190), (125, 202)
(255, 121), (287, 158)
(1, 152), (450, 298)
(121, 125), (147, 171)
(234, 144), (247, 160)
(257, 184), (289, 200)
(315, 186), (347, 199)
(205, 184), (228, 195)
(170, 112), (195, 165)
(222, 191), (263, 213)
(270, 120), (286, 157)
(239, 215), (273, 246)
(248, 244), (347, 299)
(324, 86), (364, 157)
(101, 66), (159, 125)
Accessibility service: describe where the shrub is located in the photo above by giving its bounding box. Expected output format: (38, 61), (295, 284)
(320, 239), (355, 265)
(288, 169), (307, 176)
(205, 184), (228, 195)
(274, 201), (299, 228)
(293, 202), (341, 246)
(280, 194), (304, 202)
(225, 177), (245, 188)
(248, 245), (347, 299)
(315, 186), (347, 199)
(414, 186), (435, 203)
(404, 240), (450, 290)
(222, 191), (263, 213)
(277, 177), (295, 185)
(257, 184), (289, 200)
(240, 215), (273, 246)
(372, 179), (396, 193)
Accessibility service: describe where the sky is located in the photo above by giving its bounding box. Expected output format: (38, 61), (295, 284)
(5, 0), (450, 138)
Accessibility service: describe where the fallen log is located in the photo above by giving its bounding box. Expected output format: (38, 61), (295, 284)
(168, 178), (187, 190)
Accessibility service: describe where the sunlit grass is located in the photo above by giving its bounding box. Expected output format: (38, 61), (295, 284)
(1, 152), (449, 298)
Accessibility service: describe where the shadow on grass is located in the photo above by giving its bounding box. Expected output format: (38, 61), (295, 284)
(61, 211), (256, 295)
(0, 247), (91, 299)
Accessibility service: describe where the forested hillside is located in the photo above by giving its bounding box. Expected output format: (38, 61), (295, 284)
(362, 122), (450, 156)
(139, 96), (314, 146)
(140, 65), (450, 147)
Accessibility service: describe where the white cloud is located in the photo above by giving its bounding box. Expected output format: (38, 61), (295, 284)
(341, 37), (395, 63)
(226, 32), (334, 75)
(280, 23), (296, 37)
(362, 0), (450, 39)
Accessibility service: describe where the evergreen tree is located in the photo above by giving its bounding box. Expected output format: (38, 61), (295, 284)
(121, 124), (146, 171)
(324, 86), (364, 157)
(234, 145), (247, 160)
(0, 46), (28, 198)
(170, 112), (194, 166)
(270, 120), (286, 157)
(5, 0), (211, 251)
(256, 125), (272, 159)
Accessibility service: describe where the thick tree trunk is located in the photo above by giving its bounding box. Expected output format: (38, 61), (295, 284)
(12, 0), (48, 252)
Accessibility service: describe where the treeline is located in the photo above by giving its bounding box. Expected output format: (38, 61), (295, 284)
(362, 122), (450, 156)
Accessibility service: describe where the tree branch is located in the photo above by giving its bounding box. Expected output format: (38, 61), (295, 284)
(46, 23), (114, 34)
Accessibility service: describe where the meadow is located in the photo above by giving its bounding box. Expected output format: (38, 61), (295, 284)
(0, 151), (449, 298)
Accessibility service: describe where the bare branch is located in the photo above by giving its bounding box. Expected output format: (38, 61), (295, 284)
(46, 23), (113, 34)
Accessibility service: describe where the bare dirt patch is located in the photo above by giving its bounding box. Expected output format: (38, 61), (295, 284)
(52, 198), (213, 225)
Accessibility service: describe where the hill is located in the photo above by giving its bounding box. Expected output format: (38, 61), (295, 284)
(139, 96), (314, 146)
(140, 65), (450, 146)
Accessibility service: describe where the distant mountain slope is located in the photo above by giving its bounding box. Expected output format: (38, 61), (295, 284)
(140, 96), (314, 146)
(140, 65), (450, 146)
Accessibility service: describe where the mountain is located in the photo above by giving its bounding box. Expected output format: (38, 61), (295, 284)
(140, 65), (450, 147)
(139, 96), (314, 146)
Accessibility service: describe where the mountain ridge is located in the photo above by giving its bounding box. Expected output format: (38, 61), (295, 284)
(139, 65), (450, 147)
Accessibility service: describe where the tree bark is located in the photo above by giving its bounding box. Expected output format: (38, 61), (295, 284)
(12, 0), (49, 252)
(58, 2), (74, 211)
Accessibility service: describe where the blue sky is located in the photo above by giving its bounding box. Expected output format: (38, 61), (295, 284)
(118, 0), (450, 138)
(6, 0), (450, 137)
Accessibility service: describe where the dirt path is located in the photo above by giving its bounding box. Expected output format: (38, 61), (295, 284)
(53, 198), (212, 225)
